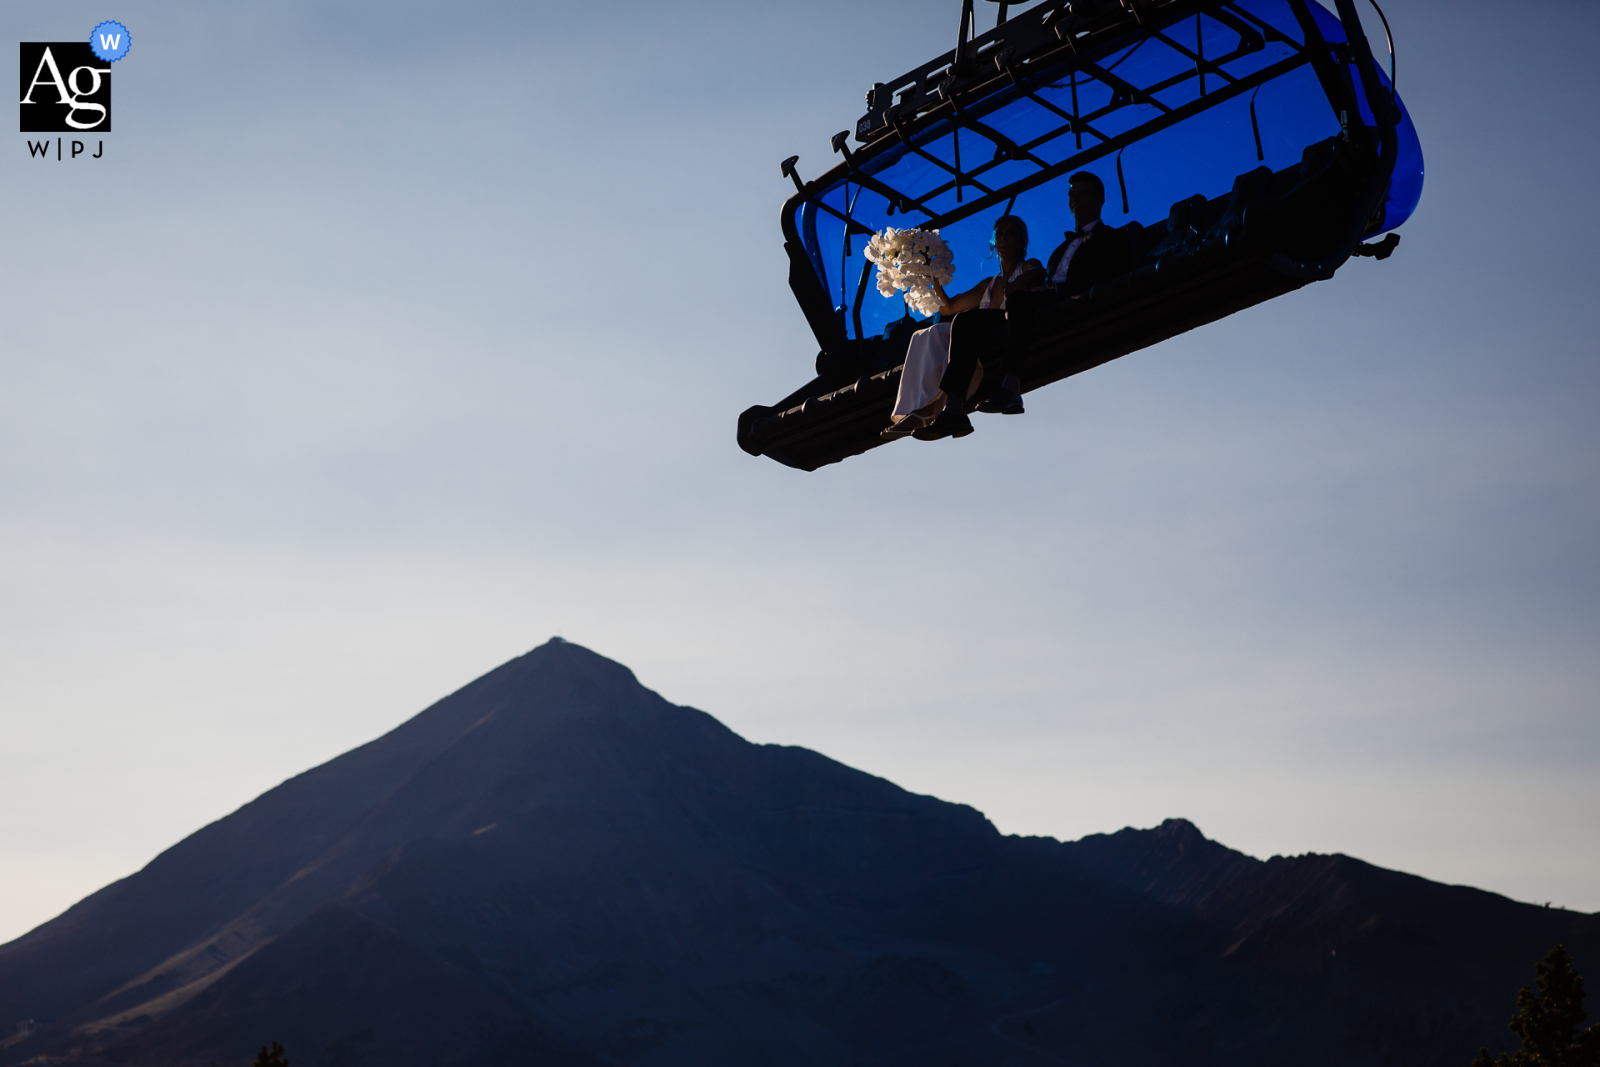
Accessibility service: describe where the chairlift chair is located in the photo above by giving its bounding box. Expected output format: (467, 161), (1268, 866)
(737, 0), (1423, 470)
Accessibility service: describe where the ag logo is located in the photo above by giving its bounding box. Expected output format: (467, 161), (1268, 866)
(19, 43), (111, 132)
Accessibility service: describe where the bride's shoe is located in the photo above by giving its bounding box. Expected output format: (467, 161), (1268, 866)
(880, 411), (933, 439)
(881, 392), (948, 440)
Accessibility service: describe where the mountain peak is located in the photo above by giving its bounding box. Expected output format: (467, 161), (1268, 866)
(2, 645), (1592, 1067)
(1153, 816), (1206, 842)
(495, 636), (648, 706)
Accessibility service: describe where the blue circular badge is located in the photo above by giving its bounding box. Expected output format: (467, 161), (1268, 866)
(90, 21), (131, 63)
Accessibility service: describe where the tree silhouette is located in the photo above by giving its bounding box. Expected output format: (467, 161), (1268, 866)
(252, 1040), (289, 1067)
(1472, 945), (1600, 1066)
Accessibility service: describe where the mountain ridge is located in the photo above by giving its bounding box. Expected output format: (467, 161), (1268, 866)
(2, 639), (1593, 1067)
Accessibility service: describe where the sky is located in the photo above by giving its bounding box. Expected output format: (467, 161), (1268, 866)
(1, 0), (1596, 946)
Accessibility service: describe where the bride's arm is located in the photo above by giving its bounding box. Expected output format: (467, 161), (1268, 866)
(935, 279), (989, 316)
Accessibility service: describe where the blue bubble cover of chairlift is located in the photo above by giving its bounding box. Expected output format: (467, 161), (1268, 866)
(791, 0), (1423, 345)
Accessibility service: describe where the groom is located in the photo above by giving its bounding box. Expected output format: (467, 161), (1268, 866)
(920, 171), (1136, 439)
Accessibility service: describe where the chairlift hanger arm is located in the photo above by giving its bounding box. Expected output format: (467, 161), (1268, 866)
(1365, 0), (1395, 98)
(1338, 0), (1399, 126)
(1267, 0), (1400, 279)
(1282, 0), (1359, 127)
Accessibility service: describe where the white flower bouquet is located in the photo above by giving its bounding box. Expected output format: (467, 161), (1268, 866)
(863, 226), (955, 317)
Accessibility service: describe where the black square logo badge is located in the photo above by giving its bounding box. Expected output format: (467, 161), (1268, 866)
(20, 43), (111, 133)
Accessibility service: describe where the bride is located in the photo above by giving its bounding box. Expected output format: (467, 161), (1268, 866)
(882, 215), (1040, 439)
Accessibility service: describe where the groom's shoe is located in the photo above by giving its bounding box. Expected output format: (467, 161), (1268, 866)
(914, 409), (974, 440)
(976, 389), (1024, 415)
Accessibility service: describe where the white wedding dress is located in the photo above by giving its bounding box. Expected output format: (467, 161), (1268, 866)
(890, 262), (1026, 423)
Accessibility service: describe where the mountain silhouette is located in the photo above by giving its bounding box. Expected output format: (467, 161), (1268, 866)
(1, 639), (1594, 1066)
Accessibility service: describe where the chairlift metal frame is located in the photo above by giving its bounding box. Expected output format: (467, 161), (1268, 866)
(741, 0), (1405, 471)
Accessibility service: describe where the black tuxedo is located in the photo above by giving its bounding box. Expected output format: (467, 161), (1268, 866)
(1043, 219), (1137, 296)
